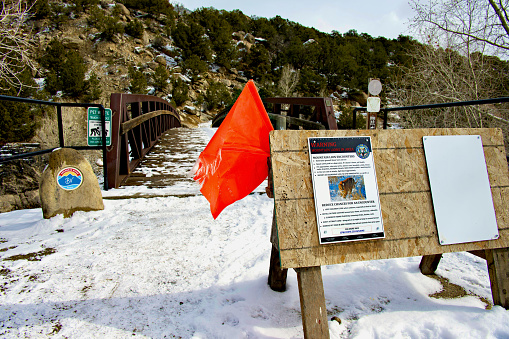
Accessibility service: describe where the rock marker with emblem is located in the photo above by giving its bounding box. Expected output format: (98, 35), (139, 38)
(39, 148), (104, 219)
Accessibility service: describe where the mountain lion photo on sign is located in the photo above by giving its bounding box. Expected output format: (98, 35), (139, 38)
(328, 175), (366, 201)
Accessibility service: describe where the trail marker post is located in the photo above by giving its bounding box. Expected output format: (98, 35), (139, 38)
(269, 128), (509, 338)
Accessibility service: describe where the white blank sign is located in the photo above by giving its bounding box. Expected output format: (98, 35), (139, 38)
(423, 135), (499, 245)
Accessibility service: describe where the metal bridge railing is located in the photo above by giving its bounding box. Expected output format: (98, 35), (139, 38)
(212, 97), (338, 131)
(108, 93), (181, 189)
(0, 94), (109, 189)
(0, 93), (181, 191)
(352, 97), (509, 129)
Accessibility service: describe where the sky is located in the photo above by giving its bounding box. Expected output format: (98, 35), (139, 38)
(175, 0), (415, 39)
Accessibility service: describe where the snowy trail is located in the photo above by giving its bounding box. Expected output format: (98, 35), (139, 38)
(1, 125), (509, 338)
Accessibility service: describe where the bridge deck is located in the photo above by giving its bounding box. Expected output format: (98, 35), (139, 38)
(121, 126), (211, 191)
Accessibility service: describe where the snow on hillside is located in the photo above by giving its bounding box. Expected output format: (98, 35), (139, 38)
(1, 125), (509, 338)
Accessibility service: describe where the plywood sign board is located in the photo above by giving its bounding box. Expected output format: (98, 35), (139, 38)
(269, 128), (509, 269)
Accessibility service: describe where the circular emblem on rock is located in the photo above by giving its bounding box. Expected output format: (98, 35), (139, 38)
(57, 167), (83, 191)
(355, 144), (370, 159)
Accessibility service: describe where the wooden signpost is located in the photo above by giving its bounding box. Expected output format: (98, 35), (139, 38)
(269, 128), (509, 338)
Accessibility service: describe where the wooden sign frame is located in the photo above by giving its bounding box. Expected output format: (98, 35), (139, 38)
(269, 128), (509, 338)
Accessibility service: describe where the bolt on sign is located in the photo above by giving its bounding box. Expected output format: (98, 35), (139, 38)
(87, 107), (111, 146)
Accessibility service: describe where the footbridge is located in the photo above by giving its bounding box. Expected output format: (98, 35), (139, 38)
(4, 92), (506, 192)
(0, 93), (338, 192)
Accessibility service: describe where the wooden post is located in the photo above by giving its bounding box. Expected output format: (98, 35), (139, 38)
(268, 244), (288, 292)
(295, 266), (330, 339)
(486, 247), (509, 309)
(419, 254), (443, 275)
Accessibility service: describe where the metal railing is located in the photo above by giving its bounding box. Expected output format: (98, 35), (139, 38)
(352, 97), (509, 129)
(212, 97), (338, 130)
(107, 93), (181, 189)
(0, 94), (109, 189)
(0, 93), (182, 190)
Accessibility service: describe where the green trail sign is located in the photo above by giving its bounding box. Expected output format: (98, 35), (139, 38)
(87, 107), (112, 146)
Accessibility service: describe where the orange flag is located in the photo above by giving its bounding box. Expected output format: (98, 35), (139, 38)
(193, 80), (274, 219)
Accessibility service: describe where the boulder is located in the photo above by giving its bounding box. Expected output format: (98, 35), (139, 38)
(39, 148), (104, 219)
(0, 191), (40, 213)
(116, 3), (131, 17)
(244, 33), (255, 44)
(155, 55), (167, 65)
(232, 31), (245, 41)
(62, 37), (82, 50)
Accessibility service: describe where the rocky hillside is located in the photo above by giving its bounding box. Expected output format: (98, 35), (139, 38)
(28, 2), (263, 126)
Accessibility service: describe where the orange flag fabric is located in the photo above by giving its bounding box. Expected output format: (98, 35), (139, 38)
(193, 80), (274, 219)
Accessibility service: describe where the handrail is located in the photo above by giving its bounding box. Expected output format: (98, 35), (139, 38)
(0, 94), (109, 190)
(352, 96), (509, 129)
(107, 93), (181, 189)
(212, 97), (337, 130)
(267, 113), (325, 130)
(264, 97), (338, 130)
(121, 110), (180, 135)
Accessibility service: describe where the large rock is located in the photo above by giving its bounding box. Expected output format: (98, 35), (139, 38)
(39, 148), (104, 219)
(116, 3), (130, 17)
(62, 37), (83, 50)
(0, 159), (42, 212)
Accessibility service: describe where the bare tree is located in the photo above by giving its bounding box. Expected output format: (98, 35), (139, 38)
(0, 0), (36, 92)
(409, 0), (509, 58)
(392, 45), (509, 128)
(393, 0), (509, 136)
(278, 64), (300, 97)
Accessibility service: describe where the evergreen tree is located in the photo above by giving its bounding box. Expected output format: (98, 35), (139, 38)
(205, 81), (231, 110)
(61, 50), (87, 98)
(84, 72), (102, 102)
(40, 39), (88, 98)
(0, 68), (38, 144)
(183, 55), (207, 83)
(125, 19), (144, 39)
(171, 78), (189, 106)
(152, 64), (169, 92)
(128, 66), (148, 94)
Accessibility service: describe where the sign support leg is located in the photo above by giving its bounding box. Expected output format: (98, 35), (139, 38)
(486, 247), (509, 309)
(268, 244), (288, 291)
(295, 266), (330, 339)
(419, 254), (443, 275)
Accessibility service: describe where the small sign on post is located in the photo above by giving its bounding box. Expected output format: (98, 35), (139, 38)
(366, 79), (382, 129)
(87, 107), (112, 146)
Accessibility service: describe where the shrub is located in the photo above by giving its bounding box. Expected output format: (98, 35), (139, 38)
(73, 0), (99, 14)
(0, 69), (39, 144)
(121, 0), (175, 18)
(152, 35), (165, 49)
(171, 78), (189, 106)
(84, 72), (102, 102)
(125, 19), (144, 39)
(152, 64), (168, 92)
(336, 105), (366, 129)
(32, 0), (51, 20)
(205, 81), (231, 110)
(49, 3), (70, 29)
(40, 39), (88, 98)
(128, 66), (148, 94)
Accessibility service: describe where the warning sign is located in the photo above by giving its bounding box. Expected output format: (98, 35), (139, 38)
(87, 107), (111, 146)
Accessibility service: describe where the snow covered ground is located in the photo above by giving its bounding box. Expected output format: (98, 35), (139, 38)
(1, 125), (509, 338)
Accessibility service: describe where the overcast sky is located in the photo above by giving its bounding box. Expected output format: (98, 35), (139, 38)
(175, 0), (415, 39)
